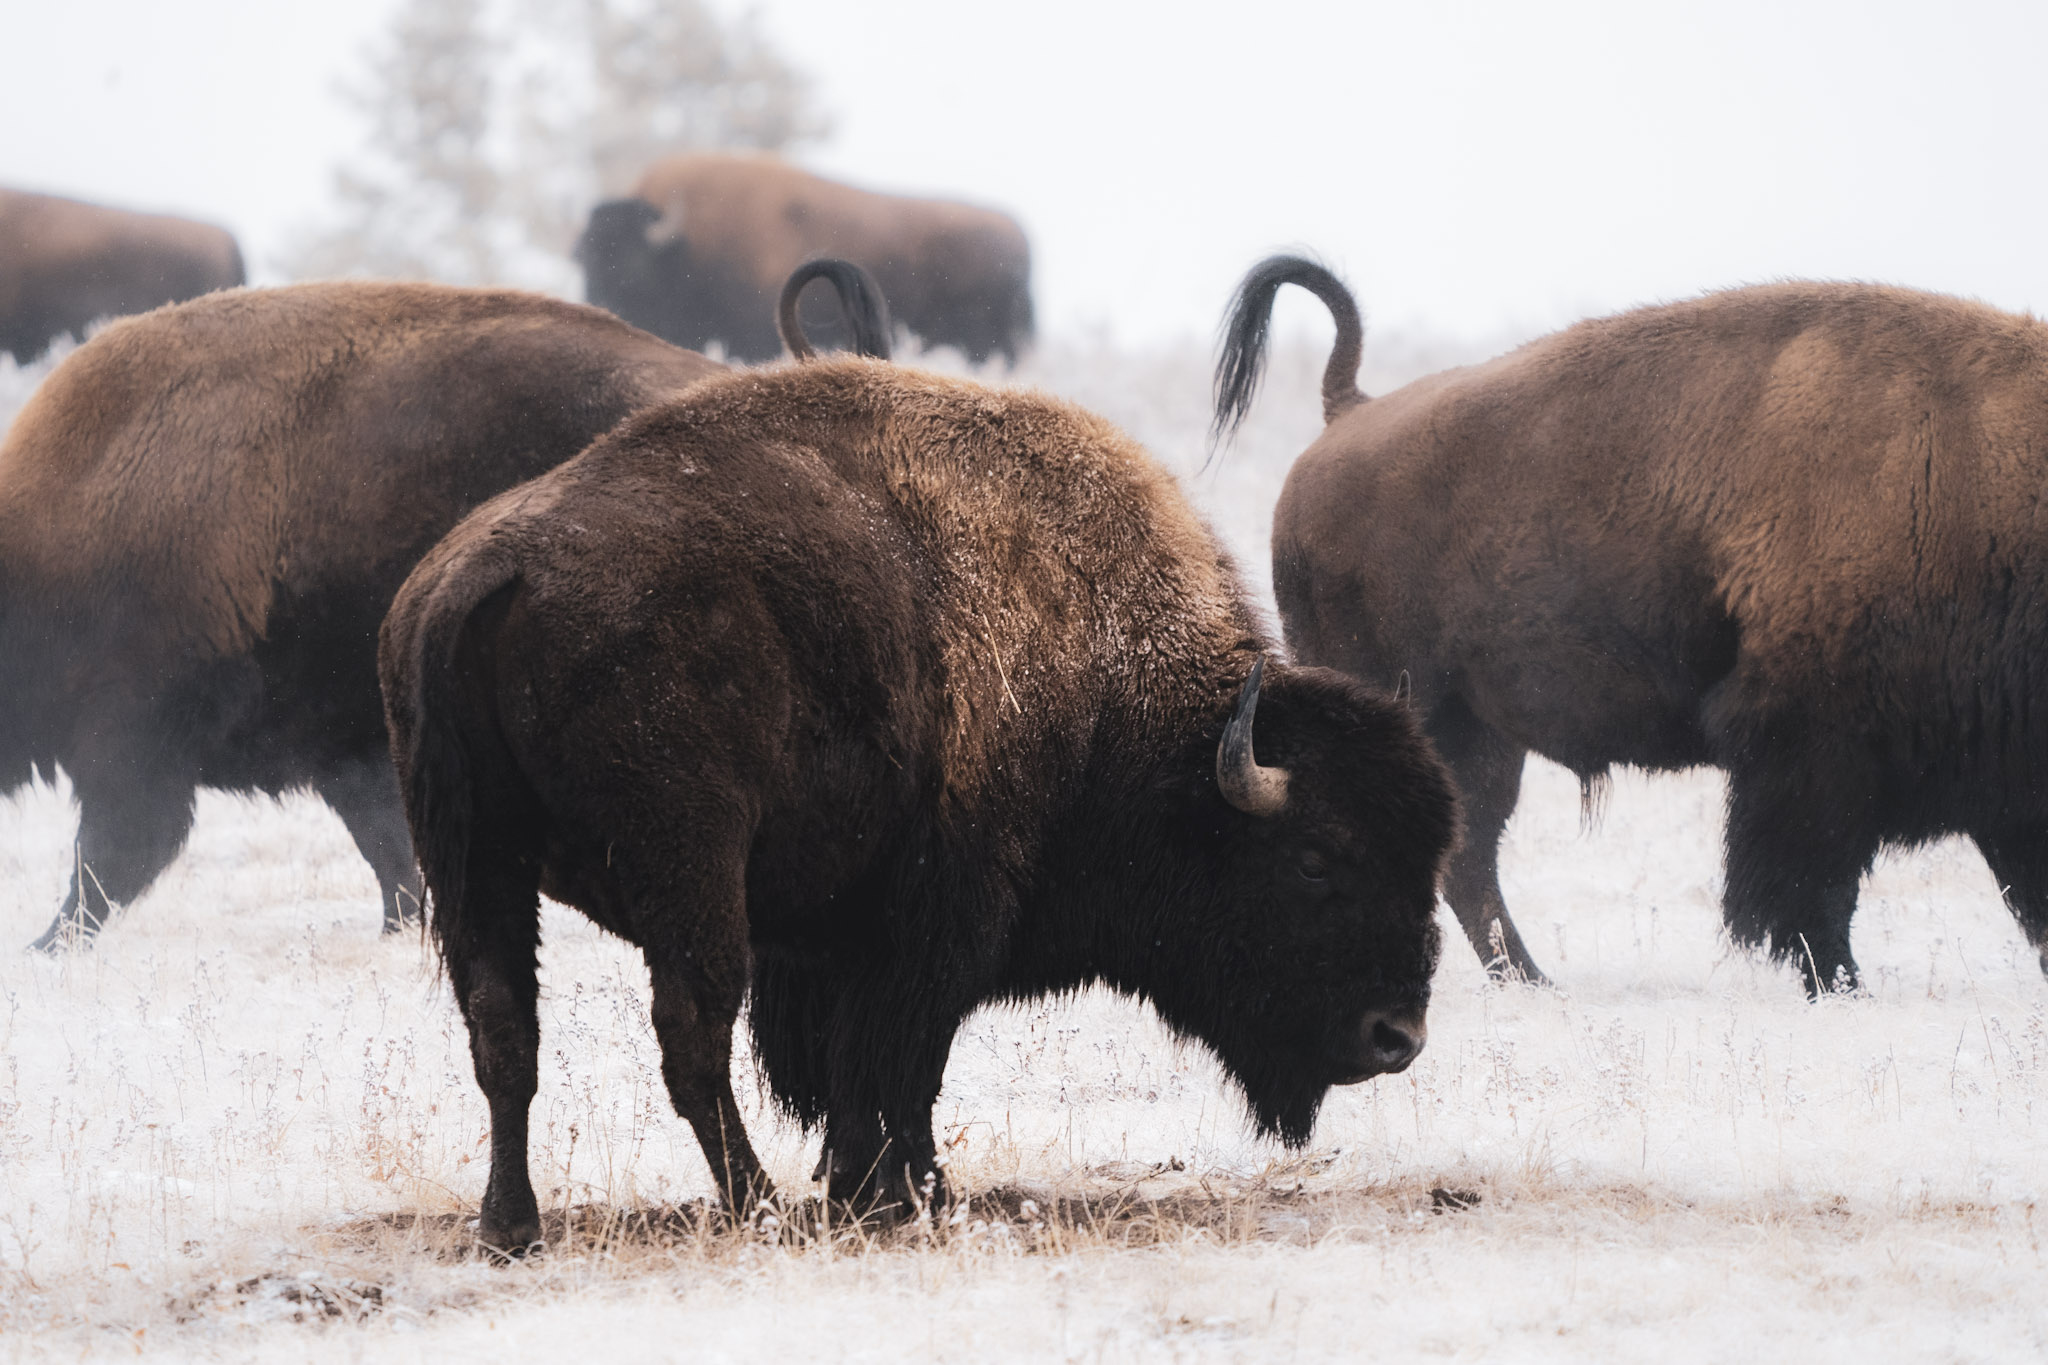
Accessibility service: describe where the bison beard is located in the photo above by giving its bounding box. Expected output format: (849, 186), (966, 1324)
(380, 358), (1455, 1250)
(1217, 255), (2048, 998)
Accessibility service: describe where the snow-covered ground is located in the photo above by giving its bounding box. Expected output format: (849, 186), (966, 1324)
(0, 328), (2043, 1360)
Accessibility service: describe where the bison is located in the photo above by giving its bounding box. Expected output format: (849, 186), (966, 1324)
(575, 153), (1033, 365)
(1215, 254), (2048, 997)
(1, 267), (886, 949)
(379, 351), (1457, 1250)
(0, 187), (244, 364)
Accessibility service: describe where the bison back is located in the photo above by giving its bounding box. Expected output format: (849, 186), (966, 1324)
(1278, 280), (2048, 782)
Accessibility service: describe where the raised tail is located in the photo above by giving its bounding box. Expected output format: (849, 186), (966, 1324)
(1211, 254), (1367, 444)
(777, 258), (893, 361)
(378, 549), (524, 963)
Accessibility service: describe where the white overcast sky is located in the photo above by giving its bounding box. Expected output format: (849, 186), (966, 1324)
(3, 0), (2045, 345)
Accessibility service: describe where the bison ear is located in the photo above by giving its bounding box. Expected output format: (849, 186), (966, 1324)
(1217, 657), (1290, 817)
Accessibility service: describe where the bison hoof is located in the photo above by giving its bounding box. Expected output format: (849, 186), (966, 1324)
(28, 918), (101, 954)
(821, 1169), (948, 1226)
(476, 1194), (543, 1259)
(1801, 967), (1864, 1002)
(475, 1219), (544, 1260)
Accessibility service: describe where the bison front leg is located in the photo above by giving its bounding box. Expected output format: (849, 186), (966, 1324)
(875, 1020), (958, 1214)
(1430, 707), (1550, 985)
(1974, 827), (2048, 979)
(31, 754), (199, 950)
(816, 1101), (945, 1218)
(1721, 762), (1871, 998)
(808, 988), (960, 1220)
(648, 955), (770, 1216)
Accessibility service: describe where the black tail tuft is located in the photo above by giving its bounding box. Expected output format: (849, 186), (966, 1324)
(778, 258), (893, 362)
(1211, 253), (1367, 449)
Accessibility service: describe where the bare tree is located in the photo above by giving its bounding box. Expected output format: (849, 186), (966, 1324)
(580, 0), (826, 191)
(287, 0), (827, 290)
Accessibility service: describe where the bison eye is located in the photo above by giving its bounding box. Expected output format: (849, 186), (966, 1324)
(1296, 851), (1329, 884)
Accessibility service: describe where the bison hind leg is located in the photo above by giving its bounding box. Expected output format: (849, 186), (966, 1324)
(1429, 702), (1551, 985)
(646, 946), (771, 1216)
(316, 755), (423, 934)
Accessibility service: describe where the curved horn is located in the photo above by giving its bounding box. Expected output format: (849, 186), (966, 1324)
(1217, 657), (1290, 817)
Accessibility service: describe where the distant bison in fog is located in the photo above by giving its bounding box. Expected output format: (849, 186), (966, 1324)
(576, 153), (1033, 364)
(380, 356), (1454, 1250)
(1217, 256), (2048, 997)
(0, 188), (244, 363)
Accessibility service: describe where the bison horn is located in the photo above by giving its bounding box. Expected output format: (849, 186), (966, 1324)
(1217, 657), (1290, 817)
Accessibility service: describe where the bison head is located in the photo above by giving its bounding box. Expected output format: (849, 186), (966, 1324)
(1132, 658), (1456, 1146)
(575, 198), (697, 340)
(573, 196), (779, 360)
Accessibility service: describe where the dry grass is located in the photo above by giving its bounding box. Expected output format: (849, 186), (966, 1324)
(0, 329), (2044, 1360)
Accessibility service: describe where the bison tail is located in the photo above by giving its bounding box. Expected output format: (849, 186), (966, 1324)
(777, 258), (893, 362)
(379, 554), (522, 966)
(1211, 253), (1367, 446)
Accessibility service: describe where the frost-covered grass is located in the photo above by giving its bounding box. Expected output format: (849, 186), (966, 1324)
(0, 329), (2044, 1360)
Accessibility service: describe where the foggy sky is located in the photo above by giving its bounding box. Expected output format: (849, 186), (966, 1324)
(4, 0), (2044, 346)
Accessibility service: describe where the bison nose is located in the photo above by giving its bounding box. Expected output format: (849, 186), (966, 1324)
(1355, 1010), (1426, 1076)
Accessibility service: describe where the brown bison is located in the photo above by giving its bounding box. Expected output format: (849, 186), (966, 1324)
(0, 188), (245, 364)
(379, 354), (1456, 1249)
(1, 267), (887, 950)
(1215, 255), (2048, 997)
(575, 153), (1033, 365)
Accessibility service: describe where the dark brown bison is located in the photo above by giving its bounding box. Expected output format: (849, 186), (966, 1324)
(1215, 254), (2048, 997)
(0, 188), (245, 364)
(1, 268), (887, 950)
(379, 355), (1457, 1249)
(575, 153), (1033, 365)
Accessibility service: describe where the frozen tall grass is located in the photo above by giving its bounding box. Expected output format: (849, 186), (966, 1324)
(0, 326), (2042, 1360)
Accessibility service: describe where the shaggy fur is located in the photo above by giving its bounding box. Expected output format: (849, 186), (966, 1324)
(576, 153), (1034, 364)
(2, 262), (894, 949)
(0, 187), (244, 363)
(1217, 256), (2048, 996)
(0, 283), (725, 946)
(380, 358), (1456, 1249)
